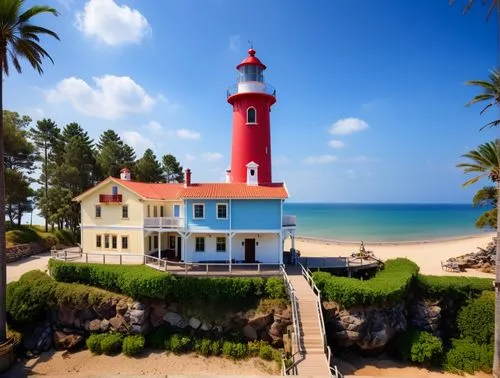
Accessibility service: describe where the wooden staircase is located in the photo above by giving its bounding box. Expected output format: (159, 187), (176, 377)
(286, 267), (333, 377)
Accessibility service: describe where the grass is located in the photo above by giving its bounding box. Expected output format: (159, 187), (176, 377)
(6, 224), (75, 248)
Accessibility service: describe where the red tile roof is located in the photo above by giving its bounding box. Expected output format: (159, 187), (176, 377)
(179, 183), (288, 199)
(115, 179), (184, 200)
(74, 177), (288, 201)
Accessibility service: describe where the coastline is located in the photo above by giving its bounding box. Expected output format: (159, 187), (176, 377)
(294, 231), (495, 246)
(285, 232), (496, 278)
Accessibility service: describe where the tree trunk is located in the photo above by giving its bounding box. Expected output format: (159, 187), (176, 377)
(44, 149), (48, 232)
(0, 52), (7, 343)
(16, 204), (22, 228)
(494, 139), (500, 378)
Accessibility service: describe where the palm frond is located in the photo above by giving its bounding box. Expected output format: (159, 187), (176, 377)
(18, 5), (58, 23)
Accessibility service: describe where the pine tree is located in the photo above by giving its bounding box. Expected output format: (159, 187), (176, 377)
(96, 129), (136, 178)
(162, 153), (184, 183)
(134, 149), (164, 183)
(30, 118), (60, 231)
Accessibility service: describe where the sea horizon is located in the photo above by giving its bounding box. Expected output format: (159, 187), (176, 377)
(283, 202), (494, 243)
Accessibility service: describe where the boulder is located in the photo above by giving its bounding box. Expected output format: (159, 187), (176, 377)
(100, 319), (110, 332)
(167, 303), (179, 313)
(150, 301), (168, 328)
(269, 321), (284, 338)
(109, 316), (127, 332)
(200, 322), (212, 332)
(88, 319), (101, 332)
(116, 300), (129, 315)
(58, 304), (76, 326)
(53, 330), (83, 351)
(127, 309), (146, 325)
(24, 324), (52, 355)
(248, 312), (274, 331)
(411, 301), (441, 334)
(242, 324), (258, 340)
(163, 311), (187, 328)
(132, 302), (146, 310)
(79, 308), (97, 322)
(189, 317), (201, 330)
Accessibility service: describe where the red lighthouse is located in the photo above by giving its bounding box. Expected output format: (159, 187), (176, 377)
(227, 48), (276, 184)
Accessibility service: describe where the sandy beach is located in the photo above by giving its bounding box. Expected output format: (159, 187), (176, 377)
(285, 233), (496, 278)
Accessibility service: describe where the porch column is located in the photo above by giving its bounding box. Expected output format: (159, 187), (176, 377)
(279, 231), (283, 265)
(158, 231), (161, 259)
(228, 233), (233, 272)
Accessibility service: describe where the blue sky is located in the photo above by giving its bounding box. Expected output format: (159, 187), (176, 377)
(8, 0), (499, 205)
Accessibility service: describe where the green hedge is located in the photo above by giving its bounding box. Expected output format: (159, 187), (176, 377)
(312, 258), (419, 307)
(6, 270), (126, 325)
(394, 328), (443, 366)
(49, 260), (283, 303)
(415, 275), (493, 301)
(457, 291), (494, 345)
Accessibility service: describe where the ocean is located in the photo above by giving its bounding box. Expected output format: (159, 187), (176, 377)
(283, 203), (493, 242)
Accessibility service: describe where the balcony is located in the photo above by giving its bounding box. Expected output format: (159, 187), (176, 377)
(226, 83), (276, 98)
(144, 217), (184, 229)
(99, 194), (122, 204)
(282, 215), (296, 227)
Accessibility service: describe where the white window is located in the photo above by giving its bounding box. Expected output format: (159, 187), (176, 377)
(104, 235), (110, 249)
(95, 205), (101, 218)
(247, 107), (257, 124)
(112, 235), (117, 249)
(216, 237), (226, 252)
(96, 235), (102, 248)
(193, 203), (204, 219)
(195, 237), (205, 252)
(122, 205), (128, 218)
(216, 203), (228, 219)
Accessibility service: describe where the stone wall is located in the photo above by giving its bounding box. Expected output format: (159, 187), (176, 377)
(23, 296), (292, 355)
(6, 243), (47, 263)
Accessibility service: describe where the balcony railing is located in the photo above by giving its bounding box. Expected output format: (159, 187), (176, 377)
(226, 83), (276, 98)
(144, 217), (184, 228)
(282, 214), (296, 227)
(99, 194), (122, 204)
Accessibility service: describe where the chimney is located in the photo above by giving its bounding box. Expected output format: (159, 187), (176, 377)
(225, 168), (231, 183)
(184, 168), (191, 187)
(120, 168), (131, 181)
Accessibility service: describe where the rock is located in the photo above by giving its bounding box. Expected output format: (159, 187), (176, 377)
(131, 324), (148, 334)
(93, 301), (115, 319)
(163, 311), (188, 329)
(200, 322), (212, 332)
(167, 303), (179, 313)
(109, 316), (126, 332)
(248, 312), (274, 331)
(80, 308), (97, 321)
(58, 304), (76, 326)
(116, 300), (129, 315)
(269, 321), (285, 338)
(100, 319), (110, 332)
(127, 309), (146, 325)
(24, 324), (52, 355)
(411, 301), (441, 334)
(53, 331), (83, 351)
(150, 301), (168, 328)
(242, 324), (258, 340)
(132, 302), (145, 310)
(88, 319), (101, 332)
(74, 318), (81, 329)
(189, 317), (201, 330)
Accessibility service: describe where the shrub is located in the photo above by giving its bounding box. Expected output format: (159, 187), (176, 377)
(312, 258), (419, 307)
(222, 341), (233, 358)
(41, 233), (59, 248)
(54, 229), (76, 246)
(231, 342), (247, 359)
(169, 334), (192, 354)
(199, 338), (212, 357)
(416, 275), (492, 302)
(210, 339), (222, 356)
(265, 278), (286, 299)
(147, 326), (172, 349)
(444, 338), (493, 374)
(49, 260), (271, 303)
(122, 335), (145, 357)
(258, 343), (275, 361)
(457, 291), (494, 345)
(6, 270), (55, 324)
(86, 334), (106, 355)
(100, 333), (124, 355)
(394, 328), (443, 366)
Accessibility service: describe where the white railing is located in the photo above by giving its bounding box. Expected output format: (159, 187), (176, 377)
(282, 214), (296, 227)
(144, 217), (184, 228)
(280, 266), (303, 366)
(50, 250), (144, 265)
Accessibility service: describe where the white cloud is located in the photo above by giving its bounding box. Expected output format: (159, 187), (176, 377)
(303, 155), (337, 164)
(45, 75), (156, 119)
(121, 131), (154, 156)
(229, 35), (241, 51)
(75, 0), (151, 46)
(185, 154), (196, 162)
(329, 117), (369, 135)
(146, 120), (162, 133)
(328, 140), (345, 149)
(203, 152), (223, 162)
(176, 128), (201, 140)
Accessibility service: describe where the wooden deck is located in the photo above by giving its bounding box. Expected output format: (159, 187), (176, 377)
(298, 256), (381, 270)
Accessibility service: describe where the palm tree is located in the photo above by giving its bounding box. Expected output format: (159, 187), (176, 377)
(0, 1), (59, 344)
(450, 0), (498, 18)
(466, 70), (500, 130)
(457, 139), (500, 377)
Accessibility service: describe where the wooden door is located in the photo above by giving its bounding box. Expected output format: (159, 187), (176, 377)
(177, 237), (182, 259)
(245, 238), (256, 263)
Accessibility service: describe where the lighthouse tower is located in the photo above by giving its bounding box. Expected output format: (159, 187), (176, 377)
(227, 48), (276, 184)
